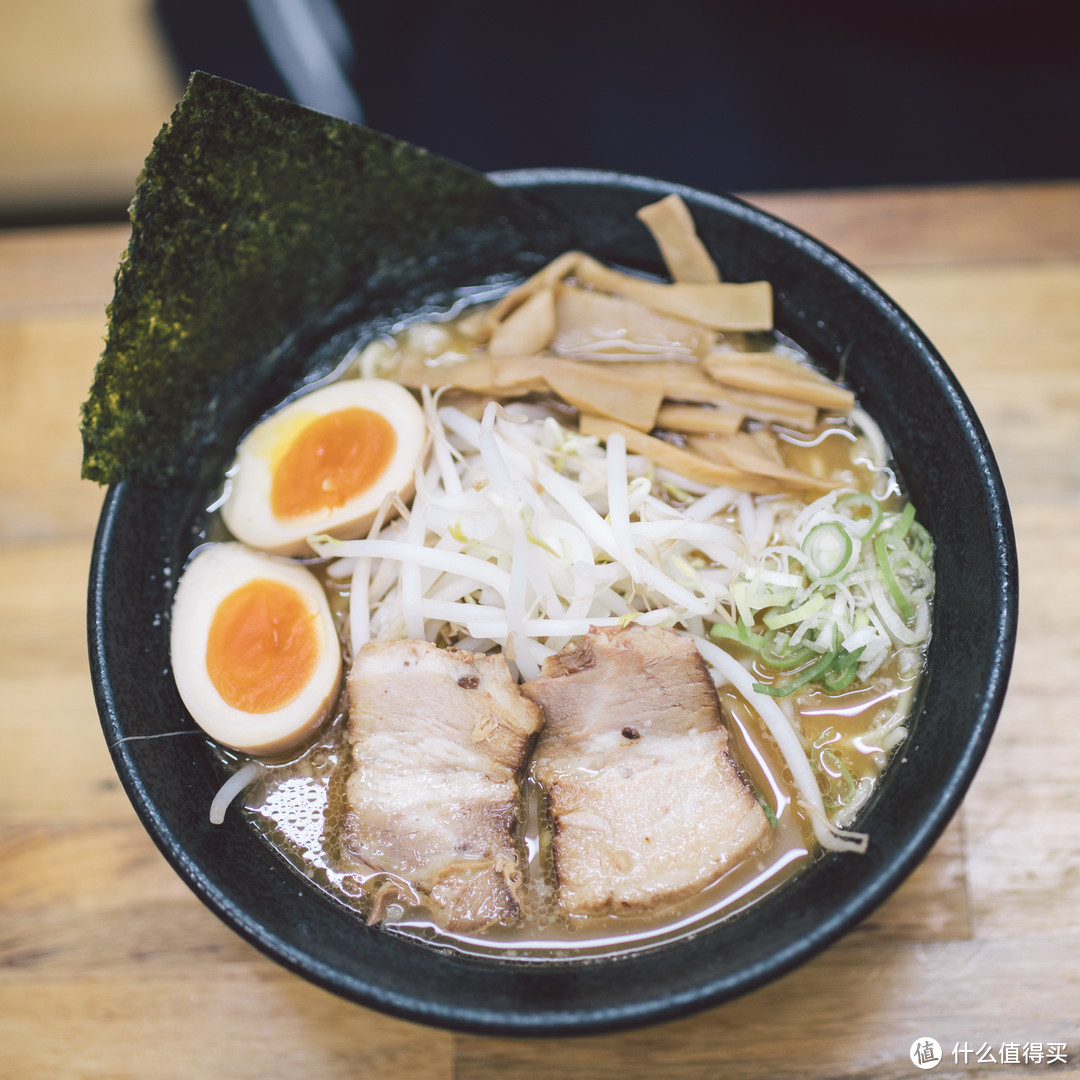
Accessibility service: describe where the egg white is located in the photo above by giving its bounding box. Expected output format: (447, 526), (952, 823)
(170, 543), (342, 755)
(221, 378), (426, 556)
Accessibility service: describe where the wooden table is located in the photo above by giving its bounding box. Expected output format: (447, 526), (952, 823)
(3, 183), (1079, 1079)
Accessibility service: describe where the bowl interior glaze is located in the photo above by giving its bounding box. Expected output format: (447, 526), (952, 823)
(88, 169), (1017, 1035)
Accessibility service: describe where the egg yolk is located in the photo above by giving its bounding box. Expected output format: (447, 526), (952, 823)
(206, 578), (321, 713)
(271, 407), (397, 520)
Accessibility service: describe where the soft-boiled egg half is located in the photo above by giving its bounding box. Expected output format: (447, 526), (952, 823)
(170, 543), (342, 755)
(222, 378), (425, 556)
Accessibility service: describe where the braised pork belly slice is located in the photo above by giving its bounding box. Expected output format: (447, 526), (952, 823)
(522, 623), (770, 917)
(345, 640), (544, 933)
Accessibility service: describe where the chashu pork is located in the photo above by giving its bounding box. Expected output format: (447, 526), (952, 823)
(344, 640), (544, 933)
(522, 623), (770, 916)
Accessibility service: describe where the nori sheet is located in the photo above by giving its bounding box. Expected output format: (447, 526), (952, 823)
(80, 72), (568, 487)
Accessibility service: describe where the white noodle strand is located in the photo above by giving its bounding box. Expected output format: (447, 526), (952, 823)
(209, 761), (263, 825)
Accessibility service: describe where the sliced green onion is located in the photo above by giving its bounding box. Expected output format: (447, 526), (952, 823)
(731, 580), (755, 629)
(753, 642), (841, 697)
(759, 635), (818, 670)
(887, 547), (934, 599)
(709, 618), (766, 651)
(874, 533), (915, 620)
(819, 747), (858, 804)
(823, 646), (866, 692)
(824, 666), (858, 694)
(763, 591), (827, 631)
(802, 521), (854, 583)
(740, 566), (800, 612)
(818, 746), (845, 779)
(908, 520), (934, 563)
(836, 492), (882, 538)
(886, 500), (916, 542)
(752, 787), (779, 827)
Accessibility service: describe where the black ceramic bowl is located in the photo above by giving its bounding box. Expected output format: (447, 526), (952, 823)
(88, 169), (1017, 1035)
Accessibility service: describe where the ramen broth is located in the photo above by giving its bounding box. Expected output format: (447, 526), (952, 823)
(201, 291), (932, 960)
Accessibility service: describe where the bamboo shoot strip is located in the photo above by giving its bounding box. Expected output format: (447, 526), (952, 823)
(703, 352), (855, 411)
(636, 193), (721, 284)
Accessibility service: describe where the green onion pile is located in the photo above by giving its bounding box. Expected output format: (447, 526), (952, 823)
(710, 490), (933, 698)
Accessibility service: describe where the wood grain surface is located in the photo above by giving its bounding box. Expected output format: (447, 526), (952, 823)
(2, 184), (1078, 1079)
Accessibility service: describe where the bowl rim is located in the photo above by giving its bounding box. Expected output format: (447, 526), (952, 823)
(87, 166), (1018, 1035)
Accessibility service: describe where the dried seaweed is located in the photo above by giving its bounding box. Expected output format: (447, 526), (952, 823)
(81, 72), (566, 486)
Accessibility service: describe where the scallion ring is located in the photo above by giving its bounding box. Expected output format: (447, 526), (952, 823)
(753, 642), (842, 697)
(835, 492), (882, 538)
(823, 646), (866, 692)
(802, 521), (855, 584)
(759, 635), (818, 671)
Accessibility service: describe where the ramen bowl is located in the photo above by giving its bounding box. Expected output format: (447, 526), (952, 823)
(88, 168), (1017, 1035)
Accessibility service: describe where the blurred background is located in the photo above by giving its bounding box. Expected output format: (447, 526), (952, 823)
(2, 0), (1078, 227)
